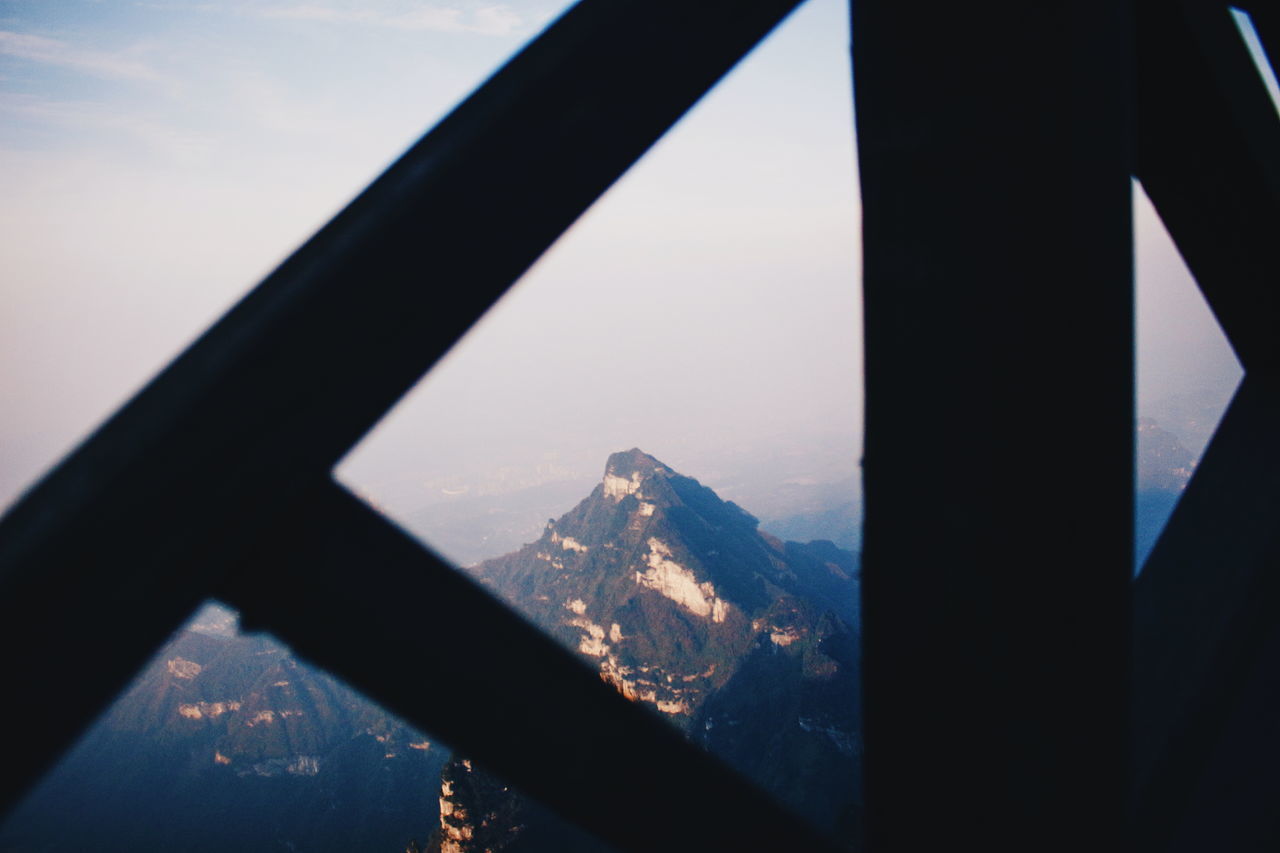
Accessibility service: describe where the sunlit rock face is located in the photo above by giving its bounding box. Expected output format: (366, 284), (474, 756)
(105, 630), (426, 775)
(426, 755), (606, 853)
(472, 449), (858, 727)
(444, 449), (864, 850)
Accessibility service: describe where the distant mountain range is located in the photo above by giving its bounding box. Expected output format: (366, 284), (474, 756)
(0, 608), (445, 853)
(351, 396), (1224, 572)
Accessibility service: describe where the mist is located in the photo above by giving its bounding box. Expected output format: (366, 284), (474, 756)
(0, 0), (1244, 561)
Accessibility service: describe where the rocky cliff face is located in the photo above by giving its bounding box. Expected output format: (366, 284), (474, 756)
(435, 449), (862, 850)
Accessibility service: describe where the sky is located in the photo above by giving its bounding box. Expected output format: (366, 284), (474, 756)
(0, 0), (1250, 523)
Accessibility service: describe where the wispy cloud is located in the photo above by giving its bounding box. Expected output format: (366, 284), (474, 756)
(0, 30), (162, 82)
(257, 3), (525, 36)
(0, 92), (212, 164)
(131, 2), (223, 10)
(227, 70), (337, 136)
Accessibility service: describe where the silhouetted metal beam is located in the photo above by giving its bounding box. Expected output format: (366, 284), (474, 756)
(1135, 0), (1280, 370)
(0, 0), (804, 817)
(854, 3), (1132, 851)
(1133, 377), (1280, 851)
(218, 481), (842, 853)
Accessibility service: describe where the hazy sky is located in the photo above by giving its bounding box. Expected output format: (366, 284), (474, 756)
(0, 0), (1249, 517)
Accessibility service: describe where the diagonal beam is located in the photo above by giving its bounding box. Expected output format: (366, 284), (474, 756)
(0, 0), (804, 816)
(1135, 0), (1280, 370)
(1132, 377), (1280, 850)
(217, 481), (842, 853)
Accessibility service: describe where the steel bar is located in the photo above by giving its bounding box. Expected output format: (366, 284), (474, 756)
(853, 3), (1133, 850)
(1135, 0), (1280, 371)
(1133, 377), (1280, 851)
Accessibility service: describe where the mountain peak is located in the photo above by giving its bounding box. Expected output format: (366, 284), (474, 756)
(601, 448), (670, 501)
(462, 451), (862, 841)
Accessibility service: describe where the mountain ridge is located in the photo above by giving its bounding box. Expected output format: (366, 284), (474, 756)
(0, 611), (445, 853)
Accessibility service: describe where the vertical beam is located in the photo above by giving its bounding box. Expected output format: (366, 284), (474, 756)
(853, 4), (1132, 851)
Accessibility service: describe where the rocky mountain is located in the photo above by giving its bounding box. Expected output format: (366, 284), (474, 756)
(430, 449), (863, 851)
(0, 606), (445, 853)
